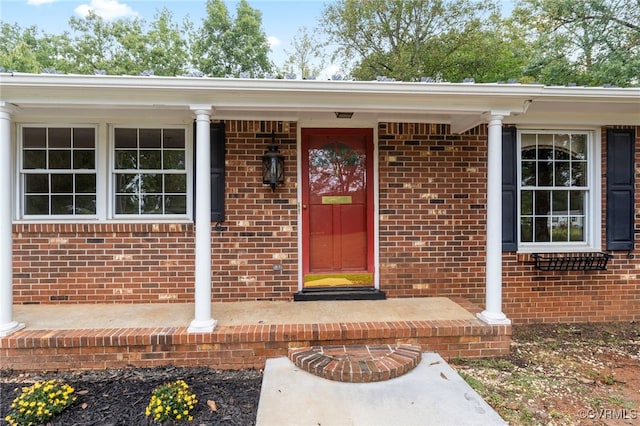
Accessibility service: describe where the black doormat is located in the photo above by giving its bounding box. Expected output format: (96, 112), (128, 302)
(294, 288), (386, 301)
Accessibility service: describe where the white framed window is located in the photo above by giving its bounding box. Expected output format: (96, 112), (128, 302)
(518, 129), (600, 252)
(19, 125), (97, 218)
(111, 126), (189, 218)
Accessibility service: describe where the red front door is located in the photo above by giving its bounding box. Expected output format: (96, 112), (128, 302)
(301, 128), (374, 289)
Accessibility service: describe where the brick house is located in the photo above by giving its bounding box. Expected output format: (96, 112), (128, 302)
(0, 73), (639, 342)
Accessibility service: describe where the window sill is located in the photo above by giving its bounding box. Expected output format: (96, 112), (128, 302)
(517, 244), (600, 254)
(14, 218), (194, 225)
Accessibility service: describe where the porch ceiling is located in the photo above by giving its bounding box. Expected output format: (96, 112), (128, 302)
(2, 73), (639, 133)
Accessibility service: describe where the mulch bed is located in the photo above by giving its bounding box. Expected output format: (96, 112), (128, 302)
(0, 366), (263, 425)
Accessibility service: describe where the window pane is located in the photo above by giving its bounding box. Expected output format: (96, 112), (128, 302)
(521, 190), (533, 215)
(571, 134), (587, 160)
(569, 191), (585, 215)
(51, 174), (73, 193)
(49, 150), (71, 169)
(534, 190), (550, 215)
(49, 128), (71, 148)
(76, 174), (96, 193)
(113, 126), (188, 217)
(521, 161), (536, 186)
(554, 134), (571, 160)
(569, 218), (584, 241)
(23, 150), (46, 169)
(115, 195), (139, 214)
(554, 161), (570, 186)
(73, 150), (95, 169)
(572, 162), (586, 186)
(521, 134), (537, 159)
(519, 131), (591, 247)
(139, 150), (161, 169)
(73, 128), (95, 148)
(521, 217), (533, 242)
(534, 217), (551, 242)
(140, 173), (162, 192)
(114, 128), (137, 148)
(164, 174), (186, 193)
(164, 150), (185, 169)
(538, 134), (554, 159)
(75, 195), (96, 214)
(51, 195), (73, 214)
(25, 195), (49, 214)
(165, 195), (186, 214)
(115, 173), (139, 193)
(551, 191), (568, 214)
(21, 126), (96, 217)
(115, 150), (138, 169)
(163, 129), (184, 148)
(139, 129), (161, 148)
(141, 195), (163, 214)
(538, 161), (553, 186)
(25, 174), (48, 193)
(23, 128), (46, 148)
(551, 217), (568, 241)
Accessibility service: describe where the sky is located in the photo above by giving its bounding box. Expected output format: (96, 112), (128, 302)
(0, 0), (330, 70)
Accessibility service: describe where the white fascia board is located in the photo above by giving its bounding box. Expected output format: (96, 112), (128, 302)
(1, 73), (638, 123)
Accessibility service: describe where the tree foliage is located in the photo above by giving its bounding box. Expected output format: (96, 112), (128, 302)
(144, 8), (193, 76)
(282, 27), (327, 79)
(0, 0), (636, 86)
(514, 0), (640, 87)
(320, 0), (530, 82)
(192, 0), (273, 77)
(0, 23), (71, 73)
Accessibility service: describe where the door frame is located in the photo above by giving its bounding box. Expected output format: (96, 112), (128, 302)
(297, 124), (379, 291)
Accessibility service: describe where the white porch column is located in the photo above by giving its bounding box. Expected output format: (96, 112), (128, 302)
(188, 106), (217, 333)
(0, 103), (25, 337)
(478, 114), (511, 325)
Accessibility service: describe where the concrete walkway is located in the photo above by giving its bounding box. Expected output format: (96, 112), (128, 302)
(256, 352), (507, 426)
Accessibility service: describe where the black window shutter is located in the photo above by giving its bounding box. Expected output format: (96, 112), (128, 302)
(193, 122), (225, 222)
(606, 128), (635, 250)
(502, 127), (518, 251)
(210, 122), (226, 222)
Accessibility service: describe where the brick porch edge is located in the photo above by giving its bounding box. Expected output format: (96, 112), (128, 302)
(0, 318), (510, 372)
(288, 344), (423, 382)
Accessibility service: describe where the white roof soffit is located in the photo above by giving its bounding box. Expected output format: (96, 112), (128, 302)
(1, 73), (638, 132)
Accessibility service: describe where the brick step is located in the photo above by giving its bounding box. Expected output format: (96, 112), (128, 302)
(288, 344), (422, 383)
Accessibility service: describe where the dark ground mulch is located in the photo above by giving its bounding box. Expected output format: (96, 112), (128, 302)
(0, 366), (263, 425)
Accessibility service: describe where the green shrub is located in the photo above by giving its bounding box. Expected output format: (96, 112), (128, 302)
(145, 379), (198, 423)
(5, 379), (76, 426)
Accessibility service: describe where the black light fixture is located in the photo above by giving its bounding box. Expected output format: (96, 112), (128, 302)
(262, 131), (285, 191)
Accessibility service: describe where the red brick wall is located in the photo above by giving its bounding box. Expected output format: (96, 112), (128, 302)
(211, 120), (298, 301)
(377, 123), (640, 324)
(12, 120), (299, 304)
(11, 120), (640, 324)
(377, 123), (487, 301)
(498, 126), (640, 324)
(12, 223), (196, 303)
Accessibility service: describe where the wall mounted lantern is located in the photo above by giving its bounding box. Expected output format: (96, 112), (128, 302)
(262, 131), (284, 191)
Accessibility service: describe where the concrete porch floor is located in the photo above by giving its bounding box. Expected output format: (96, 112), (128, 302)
(1, 297), (511, 372)
(13, 297), (476, 330)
